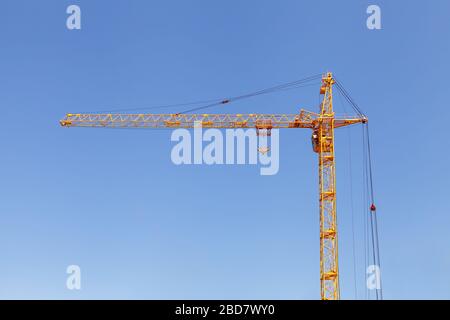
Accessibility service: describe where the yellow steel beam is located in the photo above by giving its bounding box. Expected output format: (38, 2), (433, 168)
(317, 72), (339, 300)
(60, 111), (364, 130)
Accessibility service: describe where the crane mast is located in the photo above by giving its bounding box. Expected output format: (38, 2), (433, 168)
(60, 72), (366, 300)
(317, 73), (339, 300)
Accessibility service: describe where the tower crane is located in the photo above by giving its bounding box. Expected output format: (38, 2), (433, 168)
(60, 72), (371, 300)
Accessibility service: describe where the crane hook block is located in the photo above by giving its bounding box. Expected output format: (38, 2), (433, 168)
(370, 203), (376, 212)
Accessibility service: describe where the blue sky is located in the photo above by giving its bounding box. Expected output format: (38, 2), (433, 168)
(0, 0), (449, 299)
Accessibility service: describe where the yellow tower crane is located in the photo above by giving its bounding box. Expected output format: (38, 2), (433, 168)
(60, 72), (368, 300)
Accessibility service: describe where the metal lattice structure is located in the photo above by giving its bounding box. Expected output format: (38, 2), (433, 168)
(60, 110), (362, 130)
(60, 72), (366, 300)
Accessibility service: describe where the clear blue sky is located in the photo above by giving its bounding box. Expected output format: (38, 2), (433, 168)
(0, 0), (449, 299)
